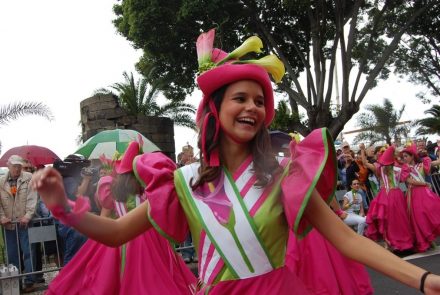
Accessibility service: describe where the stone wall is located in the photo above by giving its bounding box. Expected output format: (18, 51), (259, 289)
(80, 94), (175, 160)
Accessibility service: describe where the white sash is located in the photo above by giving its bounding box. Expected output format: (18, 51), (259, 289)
(410, 164), (425, 183)
(114, 195), (141, 217)
(179, 163), (273, 280)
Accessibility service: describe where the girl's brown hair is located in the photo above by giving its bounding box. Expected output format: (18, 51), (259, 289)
(190, 84), (281, 190)
(111, 173), (141, 202)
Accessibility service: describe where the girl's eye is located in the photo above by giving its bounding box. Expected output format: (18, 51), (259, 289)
(233, 96), (245, 102)
(255, 99), (265, 107)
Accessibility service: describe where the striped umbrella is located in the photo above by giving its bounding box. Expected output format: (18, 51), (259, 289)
(74, 129), (160, 159)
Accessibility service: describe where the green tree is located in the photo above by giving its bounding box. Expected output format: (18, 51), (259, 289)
(0, 101), (53, 153)
(353, 98), (409, 145)
(270, 100), (303, 133)
(95, 70), (196, 130)
(112, 0), (437, 138)
(394, 4), (440, 103)
(415, 105), (440, 136)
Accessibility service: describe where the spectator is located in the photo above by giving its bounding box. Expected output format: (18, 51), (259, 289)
(53, 156), (88, 266)
(337, 141), (351, 167)
(22, 160), (35, 174)
(57, 179), (87, 265)
(341, 179), (367, 235)
(417, 139), (433, 184)
(340, 151), (360, 190)
(178, 144), (197, 167)
(0, 155), (37, 292)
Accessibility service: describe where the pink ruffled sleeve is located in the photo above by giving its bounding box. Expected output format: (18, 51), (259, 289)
(133, 153), (189, 244)
(422, 157), (432, 175)
(96, 176), (115, 210)
(399, 164), (411, 182)
(281, 128), (337, 238)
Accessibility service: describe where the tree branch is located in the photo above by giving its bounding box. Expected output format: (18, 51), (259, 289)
(355, 3), (434, 107)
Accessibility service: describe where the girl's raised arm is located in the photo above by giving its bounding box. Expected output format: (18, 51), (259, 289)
(32, 167), (151, 247)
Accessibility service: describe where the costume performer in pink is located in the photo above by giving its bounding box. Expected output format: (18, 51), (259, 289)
(364, 145), (414, 251)
(401, 143), (440, 252)
(46, 144), (196, 295)
(32, 28), (440, 294)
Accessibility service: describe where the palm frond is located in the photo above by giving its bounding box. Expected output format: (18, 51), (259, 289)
(169, 113), (197, 130)
(0, 101), (53, 126)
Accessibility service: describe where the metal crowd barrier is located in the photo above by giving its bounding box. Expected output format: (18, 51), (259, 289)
(431, 173), (440, 196)
(0, 217), (62, 294)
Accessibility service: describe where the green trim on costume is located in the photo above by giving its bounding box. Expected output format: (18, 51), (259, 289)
(133, 155), (146, 188)
(147, 212), (181, 245)
(223, 168), (276, 269)
(120, 244), (126, 278)
(174, 172), (203, 250)
(293, 128), (335, 238)
(175, 169), (240, 279)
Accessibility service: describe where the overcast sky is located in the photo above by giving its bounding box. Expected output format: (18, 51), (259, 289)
(0, 1), (434, 163)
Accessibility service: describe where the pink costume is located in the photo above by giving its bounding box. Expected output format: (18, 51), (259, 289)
(140, 128), (353, 294)
(46, 176), (196, 295)
(402, 157), (440, 252)
(286, 229), (373, 295)
(365, 146), (414, 251)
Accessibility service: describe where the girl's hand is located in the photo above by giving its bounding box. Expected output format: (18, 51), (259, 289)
(31, 167), (68, 209)
(340, 212), (348, 220)
(424, 273), (440, 294)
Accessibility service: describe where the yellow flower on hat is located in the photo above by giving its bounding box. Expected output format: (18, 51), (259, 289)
(289, 132), (301, 143)
(220, 36), (263, 62)
(240, 55), (285, 83)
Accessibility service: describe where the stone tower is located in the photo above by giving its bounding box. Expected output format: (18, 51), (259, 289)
(79, 94), (175, 160)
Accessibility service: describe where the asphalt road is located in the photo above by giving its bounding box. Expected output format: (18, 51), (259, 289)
(368, 247), (440, 294)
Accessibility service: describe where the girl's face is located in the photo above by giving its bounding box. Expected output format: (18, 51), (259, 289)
(219, 80), (266, 144)
(402, 152), (414, 164)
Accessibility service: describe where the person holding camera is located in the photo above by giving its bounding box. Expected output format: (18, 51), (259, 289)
(53, 155), (90, 265)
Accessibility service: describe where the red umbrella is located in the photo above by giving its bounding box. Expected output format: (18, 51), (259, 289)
(0, 145), (60, 167)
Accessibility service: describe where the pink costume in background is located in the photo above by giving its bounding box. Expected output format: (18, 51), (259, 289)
(365, 147), (414, 251)
(46, 176), (196, 295)
(402, 157), (440, 252)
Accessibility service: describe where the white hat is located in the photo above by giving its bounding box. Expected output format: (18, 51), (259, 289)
(7, 155), (24, 166)
(342, 141), (350, 148)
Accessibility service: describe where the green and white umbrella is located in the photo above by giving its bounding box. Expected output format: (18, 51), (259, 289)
(74, 129), (160, 159)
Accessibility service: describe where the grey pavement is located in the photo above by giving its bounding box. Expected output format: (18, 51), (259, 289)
(368, 247), (440, 294)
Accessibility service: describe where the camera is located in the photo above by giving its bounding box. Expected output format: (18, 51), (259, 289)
(53, 154), (91, 178)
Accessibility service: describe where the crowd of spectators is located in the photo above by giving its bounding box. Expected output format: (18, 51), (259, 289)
(336, 138), (440, 209)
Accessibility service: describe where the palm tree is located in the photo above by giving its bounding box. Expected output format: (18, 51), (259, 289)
(415, 105), (440, 136)
(353, 98), (409, 145)
(0, 101), (53, 153)
(95, 68), (196, 130)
